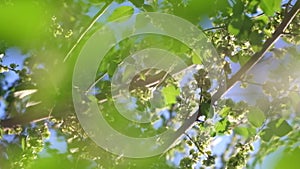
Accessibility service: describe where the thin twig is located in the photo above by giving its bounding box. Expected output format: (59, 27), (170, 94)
(63, 2), (111, 62)
(85, 73), (106, 94)
(184, 133), (206, 156)
(203, 26), (226, 32)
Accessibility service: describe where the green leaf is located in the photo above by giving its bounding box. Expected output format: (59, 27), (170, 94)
(219, 107), (231, 117)
(130, 0), (144, 7)
(200, 102), (212, 117)
(228, 23), (240, 36)
(247, 126), (256, 137)
(232, 0), (244, 16)
(255, 15), (269, 24)
(247, 107), (265, 127)
(273, 120), (292, 137)
(234, 126), (256, 138)
(239, 54), (250, 66)
(275, 148), (300, 169)
(249, 31), (263, 46)
(107, 62), (118, 76)
(234, 127), (249, 138)
(108, 6), (134, 22)
(192, 55), (202, 64)
(215, 118), (229, 134)
(260, 128), (274, 142)
(142, 4), (154, 12)
(21, 136), (26, 150)
(162, 85), (180, 105)
(260, 0), (281, 16)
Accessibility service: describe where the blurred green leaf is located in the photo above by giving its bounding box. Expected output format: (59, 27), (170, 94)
(234, 126), (256, 138)
(232, 0), (244, 16)
(247, 107), (265, 127)
(219, 107), (231, 117)
(0, 1), (50, 47)
(215, 118), (229, 134)
(142, 4), (154, 12)
(108, 6), (134, 22)
(234, 127), (249, 138)
(268, 119), (293, 137)
(162, 85), (180, 105)
(260, 128), (274, 142)
(260, 0), (281, 16)
(275, 148), (300, 169)
(228, 22), (240, 36)
(130, 0), (144, 7)
(192, 55), (202, 64)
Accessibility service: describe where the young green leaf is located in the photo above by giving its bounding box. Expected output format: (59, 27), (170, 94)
(259, 0), (281, 16)
(215, 118), (229, 134)
(21, 136), (26, 151)
(273, 120), (292, 137)
(228, 23), (240, 36)
(260, 128), (274, 142)
(247, 107), (265, 127)
(219, 107), (231, 117)
(108, 6), (134, 22)
(192, 55), (202, 64)
(234, 127), (249, 138)
(162, 85), (180, 105)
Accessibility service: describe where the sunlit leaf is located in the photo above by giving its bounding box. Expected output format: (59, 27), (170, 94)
(215, 118), (229, 134)
(239, 55), (250, 66)
(130, 0), (144, 7)
(247, 107), (265, 127)
(259, 0), (281, 16)
(234, 126), (256, 138)
(0, 1), (50, 47)
(108, 6), (134, 22)
(228, 23), (240, 36)
(162, 85), (180, 105)
(192, 55), (202, 64)
(142, 4), (154, 12)
(234, 127), (249, 137)
(275, 148), (300, 169)
(219, 107), (231, 117)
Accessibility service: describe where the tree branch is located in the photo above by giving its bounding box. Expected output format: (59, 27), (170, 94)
(63, 2), (111, 62)
(172, 0), (300, 147)
(203, 26), (226, 32)
(212, 0), (300, 102)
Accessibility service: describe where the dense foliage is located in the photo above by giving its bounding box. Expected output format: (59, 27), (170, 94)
(0, 0), (299, 168)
